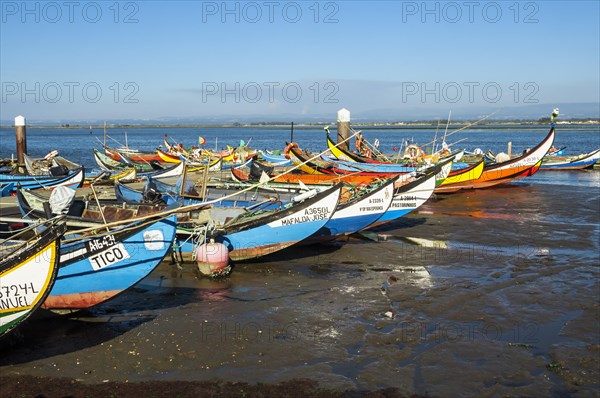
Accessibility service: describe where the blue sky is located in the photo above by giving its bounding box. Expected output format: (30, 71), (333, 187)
(1, 0), (599, 122)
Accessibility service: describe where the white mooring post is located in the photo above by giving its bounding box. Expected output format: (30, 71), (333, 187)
(336, 108), (351, 151)
(15, 115), (27, 173)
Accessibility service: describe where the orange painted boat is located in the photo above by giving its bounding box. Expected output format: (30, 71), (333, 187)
(434, 126), (555, 193)
(157, 148), (181, 163)
(104, 146), (163, 163)
(286, 143), (409, 178)
(434, 160), (484, 194)
(230, 165), (381, 186)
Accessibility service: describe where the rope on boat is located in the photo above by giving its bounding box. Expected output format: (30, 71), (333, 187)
(0, 216), (64, 252)
(190, 221), (213, 267)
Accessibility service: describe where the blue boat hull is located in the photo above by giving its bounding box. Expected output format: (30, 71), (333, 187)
(306, 177), (397, 242)
(43, 215), (177, 310)
(0, 183), (14, 197)
(368, 171), (437, 228)
(0, 168), (84, 192)
(114, 181), (284, 210)
(540, 149), (600, 170)
(177, 184), (342, 261)
(260, 151), (293, 166)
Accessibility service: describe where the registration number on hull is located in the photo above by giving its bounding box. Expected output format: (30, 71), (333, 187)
(89, 243), (131, 271)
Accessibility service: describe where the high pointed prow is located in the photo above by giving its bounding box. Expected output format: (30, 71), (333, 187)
(551, 108), (559, 124)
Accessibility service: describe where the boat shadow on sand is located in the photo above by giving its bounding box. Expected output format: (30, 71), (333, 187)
(360, 215), (427, 234)
(0, 310), (156, 365)
(0, 279), (219, 365)
(236, 242), (343, 265)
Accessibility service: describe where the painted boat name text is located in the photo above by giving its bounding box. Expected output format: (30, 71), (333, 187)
(0, 282), (39, 300)
(89, 243), (131, 271)
(86, 234), (117, 253)
(281, 207), (330, 226)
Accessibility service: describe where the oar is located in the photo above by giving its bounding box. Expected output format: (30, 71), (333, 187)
(422, 110), (499, 148)
(445, 137), (468, 149)
(432, 119), (440, 154)
(89, 183), (109, 231)
(441, 110), (452, 150)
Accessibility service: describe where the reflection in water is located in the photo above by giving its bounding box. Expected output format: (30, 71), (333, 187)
(383, 266), (434, 290)
(400, 236), (449, 249)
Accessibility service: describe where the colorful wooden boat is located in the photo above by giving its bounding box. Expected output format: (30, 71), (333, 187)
(324, 138), (460, 177)
(434, 126), (555, 192)
(547, 146), (566, 156)
(104, 145), (163, 163)
(0, 219), (65, 338)
(0, 183), (14, 197)
(434, 160), (485, 193)
(320, 154), (417, 174)
(16, 183), (331, 264)
(259, 150), (293, 166)
(114, 180), (286, 211)
(157, 148), (182, 163)
(366, 167), (438, 229)
(16, 187), (189, 228)
(44, 213), (178, 310)
(93, 148), (159, 173)
(326, 132), (385, 164)
(326, 132), (459, 166)
(142, 161), (185, 179)
(23, 153), (82, 176)
(221, 145), (258, 164)
(175, 155), (223, 172)
(303, 176), (398, 243)
(0, 167), (85, 192)
(163, 134), (218, 162)
(176, 183), (343, 261)
(231, 163), (382, 186)
(85, 167), (137, 185)
(158, 146), (223, 171)
(95, 148), (188, 178)
(287, 144), (407, 177)
(289, 145), (453, 189)
(540, 148), (600, 170)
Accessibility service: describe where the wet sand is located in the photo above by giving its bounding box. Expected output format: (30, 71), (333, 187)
(1, 171), (599, 397)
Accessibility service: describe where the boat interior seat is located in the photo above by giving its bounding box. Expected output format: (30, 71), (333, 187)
(81, 208), (103, 222)
(101, 206), (136, 221)
(136, 204), (165, 217)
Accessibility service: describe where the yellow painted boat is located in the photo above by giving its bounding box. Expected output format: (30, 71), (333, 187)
(438, 160), (484, 187)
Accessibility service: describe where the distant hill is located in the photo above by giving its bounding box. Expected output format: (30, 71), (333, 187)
(1, 102), (598, 127)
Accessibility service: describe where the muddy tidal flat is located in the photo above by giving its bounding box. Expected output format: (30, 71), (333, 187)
(1, 171), (599, 397)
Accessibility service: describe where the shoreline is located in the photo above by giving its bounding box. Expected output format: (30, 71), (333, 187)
(0, 122), (599, 131)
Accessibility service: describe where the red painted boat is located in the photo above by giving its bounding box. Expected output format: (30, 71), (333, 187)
(435, 126), (555, 192)
(231, 164), (381, 186)
(104, 146), (164, 163)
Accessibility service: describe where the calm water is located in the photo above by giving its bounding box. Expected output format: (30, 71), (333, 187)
(1, 125), (598, 185)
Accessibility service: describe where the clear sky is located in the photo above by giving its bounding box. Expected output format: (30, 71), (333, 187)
(1, 0), (599, 122)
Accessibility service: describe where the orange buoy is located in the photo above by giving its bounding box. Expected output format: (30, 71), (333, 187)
(196, 239), (230, 276)
(283, 142), (299, 159)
